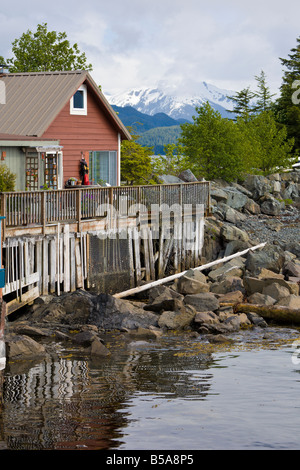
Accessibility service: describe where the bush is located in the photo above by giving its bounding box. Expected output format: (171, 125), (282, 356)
(0, 164), (16, 191)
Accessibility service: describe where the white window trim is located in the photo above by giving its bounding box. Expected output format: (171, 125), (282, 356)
(70, 84), (87, 115)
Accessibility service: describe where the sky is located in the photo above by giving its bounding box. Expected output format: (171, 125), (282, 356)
(0, 0), (300, 97)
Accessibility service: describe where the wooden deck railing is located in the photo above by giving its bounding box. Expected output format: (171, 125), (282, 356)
(0, 181), (210, 231)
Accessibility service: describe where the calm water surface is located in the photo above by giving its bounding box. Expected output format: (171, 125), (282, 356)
(1, 326), (300, 450)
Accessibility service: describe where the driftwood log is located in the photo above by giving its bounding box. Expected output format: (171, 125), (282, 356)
(231, 303), (300, 325)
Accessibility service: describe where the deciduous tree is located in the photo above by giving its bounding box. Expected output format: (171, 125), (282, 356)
(5, 23), (92, 72)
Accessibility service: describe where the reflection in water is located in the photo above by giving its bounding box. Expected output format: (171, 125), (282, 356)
(1, 328), (300, 450)
(1, 334), (214, 450)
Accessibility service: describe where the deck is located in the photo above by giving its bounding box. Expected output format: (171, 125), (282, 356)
(0, 181), (210, 314)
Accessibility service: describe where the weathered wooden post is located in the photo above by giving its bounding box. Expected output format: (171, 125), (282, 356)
(0, 216), (6, 372)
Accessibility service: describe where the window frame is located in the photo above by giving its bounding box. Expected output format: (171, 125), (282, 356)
(89, 150), (118, 187)
(70, 84), (87, 115)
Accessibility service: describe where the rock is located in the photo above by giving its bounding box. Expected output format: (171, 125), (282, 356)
(262, 282), (291, 301)
(206, 334), (235, 344)
(178, 169), (198, 182)
(210, 187), (228, 203)
(260, 194), (284, 216)
(223, 188), (248, 210)
(220, 224), (249, 243)
(158, 307), (196, 330)
(184, 293), (220, 312)
(129, 326), (163, 339)
(147, 285), (183, 302)
(246, 312), (268, 328)
(159, 174), (183, 184)
(245, 244), (284, 275)
(283, 261), (300, 278)
(218, 290), (244, 304)
(244, 276), (297, 297)
(258, 268), (285, 280)
(286, 243), (300, 259)
(6, 334), (47, 360)
(210, 276), (245, 294)
(144, 296), (186, 313)
(194, 311), (220, 325)
(11, 324), (51, 338)
(248, 292), (277, 306)
(208, 258), (245, 282)
(89, 293), (158, 331)
(89, 338), (111, 356)
(177, 269), (209, 294)
(243, 174), (272, 200)
(26, 290), (94, 325)
(276, 295), (300, 309)
(224, 240), (251, 256)
(282, 182), (299, 200)
(217, 203), (247, 224)
(72, 330), (99, 346)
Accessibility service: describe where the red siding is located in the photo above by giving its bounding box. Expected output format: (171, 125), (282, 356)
(42, 87), (119, 184)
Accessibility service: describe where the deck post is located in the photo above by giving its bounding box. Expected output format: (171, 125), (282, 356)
(76, 189), (82, 232)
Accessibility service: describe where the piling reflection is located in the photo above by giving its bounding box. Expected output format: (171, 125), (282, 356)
(1, 334), (214, 450)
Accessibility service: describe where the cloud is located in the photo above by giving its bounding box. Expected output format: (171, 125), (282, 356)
(1, 0), (300, 95)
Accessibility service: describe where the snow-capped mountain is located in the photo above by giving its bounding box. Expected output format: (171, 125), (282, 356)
(106, 82), (235, 121)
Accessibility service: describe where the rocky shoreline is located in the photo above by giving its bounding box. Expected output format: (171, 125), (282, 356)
(3, 169), (300, 363)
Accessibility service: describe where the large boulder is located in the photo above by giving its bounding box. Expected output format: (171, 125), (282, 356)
(260, 194), (284, 216)
(178, 169), (198, 182)
(177, 269), (209, 294)
(89, 293), (158, 331)
(183, 292), (220, 312)
(158, 306), (196, 330)
(223, 188), (248, 210)
(5, 334), (47, 360)
(242, 175), (272, 200)
(245, 244), (284, 275)
(220, 224), (249, 243)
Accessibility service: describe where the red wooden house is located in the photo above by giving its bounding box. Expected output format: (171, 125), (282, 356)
(0, 70), (131, 191)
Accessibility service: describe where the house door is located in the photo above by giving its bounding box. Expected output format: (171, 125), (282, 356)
(25, 150), (39, 191)
(44, 153), (58, 189)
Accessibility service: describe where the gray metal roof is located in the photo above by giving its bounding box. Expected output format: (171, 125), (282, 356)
(0, 70), (131, 140)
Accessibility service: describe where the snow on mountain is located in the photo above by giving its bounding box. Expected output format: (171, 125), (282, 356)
(106, 82), (235, 121)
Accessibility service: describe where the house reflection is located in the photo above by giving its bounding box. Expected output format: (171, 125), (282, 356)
(1, 336), (214, 450)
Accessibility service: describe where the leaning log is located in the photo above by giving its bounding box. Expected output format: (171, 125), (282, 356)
(114, 242), (266, 299)
(233, 303), (300, 325)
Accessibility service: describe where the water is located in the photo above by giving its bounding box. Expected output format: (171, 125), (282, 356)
(1, 327), (300, 451)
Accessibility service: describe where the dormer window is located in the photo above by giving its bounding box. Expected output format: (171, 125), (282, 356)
(70, 84), (87, 115)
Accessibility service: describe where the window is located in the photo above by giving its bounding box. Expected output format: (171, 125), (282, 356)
(89, 151), (117, 186)
(70, 84), (87, 115)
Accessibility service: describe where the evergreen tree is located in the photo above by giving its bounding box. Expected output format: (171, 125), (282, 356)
(275, 36), (300, 153)
(253, 70), (275, 112)
(227, 87), (255, 121)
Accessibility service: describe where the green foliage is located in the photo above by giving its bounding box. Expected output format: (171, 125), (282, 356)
(275, 36), (300, 152)
(151, 143), (190, 176)
(121, 139), (154, 185)
(0, 164), (16, 191)
(137, 126), (182, 154)
(5, 23), (92, 72)
(237, 111), (296, 175)
(227, 87), (256, 121)
(253, 70), (276, 112)
(178, 102), (295, 182)
(179, 102), (251, 181)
